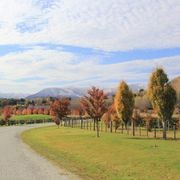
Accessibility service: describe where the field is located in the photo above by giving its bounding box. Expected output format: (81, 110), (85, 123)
(0, 114), (52, 125)
(0, 114), (52, 120)
(22, 126), (180, 180)
(10, 114), (52, 121)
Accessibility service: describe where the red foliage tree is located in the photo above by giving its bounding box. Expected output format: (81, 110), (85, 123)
(44, 108), (50, 115)
(81, 87), (108, 137)
(27, 108), (33, 115)
(38, 108), (44, 114)
(33, 108), (38, 114)
(50, 98), (71, 127)
(3, 106), (12, 124)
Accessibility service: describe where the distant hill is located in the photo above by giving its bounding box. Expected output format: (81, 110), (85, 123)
(26, 87), (88, 99)
(26, 84), (144, 99)
(170, 76), (180, 104)
(0, 93), (28, 99)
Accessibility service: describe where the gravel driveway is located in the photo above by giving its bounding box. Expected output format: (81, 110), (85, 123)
(0, 124), (80, 180)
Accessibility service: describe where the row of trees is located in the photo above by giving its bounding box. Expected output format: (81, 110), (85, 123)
(51, 68), (177, 139)
(1, 107), (51, 116)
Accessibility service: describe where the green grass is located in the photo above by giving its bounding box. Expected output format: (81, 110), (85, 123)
(22, 126), (180, 180)
(10, 114), (51, 121)
(0, 114), (52, 121)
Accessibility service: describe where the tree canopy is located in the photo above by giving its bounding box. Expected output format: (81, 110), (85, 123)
(148, 68), (177, 139)
(114, 81), (134, 128)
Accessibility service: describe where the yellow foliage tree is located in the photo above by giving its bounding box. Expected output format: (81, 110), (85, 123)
(114, 81), (134, 129)
(148, 68), (176, 139)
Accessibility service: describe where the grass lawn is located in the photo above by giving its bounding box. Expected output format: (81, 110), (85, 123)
(22, 126), (180, 180)
(10, 114), (52, 121)
(0, 114), (52, 121)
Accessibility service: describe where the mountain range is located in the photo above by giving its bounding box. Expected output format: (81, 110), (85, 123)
(26, 84), (144, 99)
(0, 76), (179, 99)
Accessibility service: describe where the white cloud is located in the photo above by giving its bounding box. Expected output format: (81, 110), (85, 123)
(0, 1), (179, 93)
(0, 0), (179, 51)
(0, 46), (179, 93)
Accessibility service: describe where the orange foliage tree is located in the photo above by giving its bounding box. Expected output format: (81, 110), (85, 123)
(44, 108), (50, 115)
(114, 81), (134, 129)
(3, 106), (12, 124)
(50, 98), (71, 127)
(27, 108), (33, 115)
(81, 87), (107, 137)
(102, 104), (120, 132)
(33, 108), (38, 114)
(38, 108), (44, 114)
(22, 109), (27, 115)
(16, 109), (22, 115)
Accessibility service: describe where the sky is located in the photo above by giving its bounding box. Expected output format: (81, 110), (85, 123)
(0, 0), (180, 94)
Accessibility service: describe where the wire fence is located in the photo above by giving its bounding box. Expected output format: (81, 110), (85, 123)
(61, 117), (180, 140)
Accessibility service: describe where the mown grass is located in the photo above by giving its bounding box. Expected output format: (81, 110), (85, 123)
(10, 114), (51, 121)
(22, 126), (180, 180)
(0, 114), (52, 121)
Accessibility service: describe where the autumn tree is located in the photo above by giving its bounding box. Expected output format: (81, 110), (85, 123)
(16, 109), (22, 115)
(22, 108), (27, 115)
(148, 68), (176, 139)
(50, 98), (71, 127)
(33, 108), (38, 114)
(38, 108), (44, 114)
(102, 104), (120, 132)
(27, 108), (33, 115)
(3, 106), (12, 125)
(81, 86), (107, 137)
(44, 108), (50, 115)
(114, 81), (134, 129)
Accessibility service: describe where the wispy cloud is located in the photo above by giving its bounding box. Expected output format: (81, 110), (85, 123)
(0, 0), (179, 93)
(0, 46), (179, 93)
(0, 0), (180, 51)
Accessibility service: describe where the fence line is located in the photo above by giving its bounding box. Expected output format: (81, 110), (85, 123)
(62, 117), (180, 140)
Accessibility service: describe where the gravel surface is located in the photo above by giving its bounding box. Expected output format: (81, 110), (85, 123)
(0, 124), (80, 180)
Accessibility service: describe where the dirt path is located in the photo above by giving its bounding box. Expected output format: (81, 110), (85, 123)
(0, 124), (79, 180)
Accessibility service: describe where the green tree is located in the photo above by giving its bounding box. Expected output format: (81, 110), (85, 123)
(148, 68), (177, 139)
(114, 81), (134, 130)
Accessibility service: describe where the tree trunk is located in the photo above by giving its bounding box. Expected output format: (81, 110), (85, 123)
(154, 126), (156, 138)
(132, 120), (135, 136)
(162, 120), (167, 139)
(96, 119), (100, 137)
(173, 124), (176, 140)
(110, 121), (112, 133)
(93, 119), (95, 131)
(80, 117), (83, 129)
(121, 123), (124, 134)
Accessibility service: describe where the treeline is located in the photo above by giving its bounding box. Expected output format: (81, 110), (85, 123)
(12, 107), (51, 115)
(0, 97), (56, 108)
(51, 68), (179, 140)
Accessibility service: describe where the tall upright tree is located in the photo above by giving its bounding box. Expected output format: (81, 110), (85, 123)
(148, 68), (177, 139)
(114, 81), (134, 129)
(81, 86), (107, 137)
(50, 98), (71, 127)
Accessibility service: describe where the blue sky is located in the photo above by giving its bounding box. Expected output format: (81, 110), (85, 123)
(0, 0), (180, 93)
